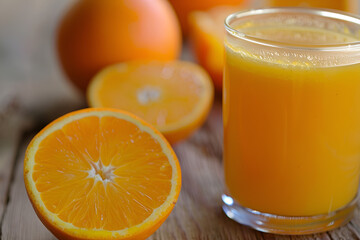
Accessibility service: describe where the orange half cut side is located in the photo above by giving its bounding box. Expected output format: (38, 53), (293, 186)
(87, 61), (214, 143)
(24, 108), (181, 240)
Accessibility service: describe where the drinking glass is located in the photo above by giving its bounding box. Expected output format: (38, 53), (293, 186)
(223, 8), (360, 234)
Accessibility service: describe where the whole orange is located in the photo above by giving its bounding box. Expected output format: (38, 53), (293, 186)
(168, 0), (245, 34)
(57, 0), (181, 92)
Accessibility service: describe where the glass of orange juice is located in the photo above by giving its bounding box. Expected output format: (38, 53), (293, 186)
(222, 8), (360, 234)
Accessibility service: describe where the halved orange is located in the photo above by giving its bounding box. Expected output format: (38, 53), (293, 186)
(24, 108), (181, 240)
(188, 5), (243, 90)
(87, 61), (214, 144)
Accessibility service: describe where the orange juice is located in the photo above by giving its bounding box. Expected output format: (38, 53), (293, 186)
(268, 0), (358, 13)
(223, 21), (360, 217)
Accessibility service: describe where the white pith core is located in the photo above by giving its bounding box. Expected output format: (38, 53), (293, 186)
(136, 86), (161, 105)
(87, 160), (116, 185)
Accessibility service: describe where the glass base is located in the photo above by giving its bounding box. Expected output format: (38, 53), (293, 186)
(222, 193), (357, 235)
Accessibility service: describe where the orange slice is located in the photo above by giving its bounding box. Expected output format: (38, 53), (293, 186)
(87, 61), (214, 144)
(188, 6), (242, 90)
(24, 108), (181, 240)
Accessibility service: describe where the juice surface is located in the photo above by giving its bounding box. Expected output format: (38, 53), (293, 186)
(268, 0), (357, 13)
(224, 26), (360, 216)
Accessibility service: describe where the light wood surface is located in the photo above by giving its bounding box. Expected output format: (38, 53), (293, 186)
(1, 0), (360, 239)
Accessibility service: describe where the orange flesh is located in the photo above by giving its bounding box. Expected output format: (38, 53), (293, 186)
(224, 26), (360, 216)
(32, 115), (172, 230)
(91, 63), (203, 128)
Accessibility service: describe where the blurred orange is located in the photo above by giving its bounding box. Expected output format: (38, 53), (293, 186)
(87, 61), (214, 144)
(57, 0), (181, 92)
(189, 6), (240, 91)
(168, 0), (245, 34)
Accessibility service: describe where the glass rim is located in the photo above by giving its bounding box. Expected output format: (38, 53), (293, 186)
(225, 7), (360, 51)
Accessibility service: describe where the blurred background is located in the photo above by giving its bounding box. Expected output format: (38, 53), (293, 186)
(0, 0), (82, 121)
(1, 0), (359, 124)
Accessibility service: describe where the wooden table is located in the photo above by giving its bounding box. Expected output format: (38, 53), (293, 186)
(1, 0), (360, 239)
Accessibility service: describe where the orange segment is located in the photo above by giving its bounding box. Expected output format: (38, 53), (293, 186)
(87, 61), (214, 143)
(24, 108), (181, 240)
(188, 6), (243, 90)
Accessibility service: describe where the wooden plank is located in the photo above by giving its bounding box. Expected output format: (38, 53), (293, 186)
(0, 107), (242, 240)
(349, 206), (360, 239)
(0, 103), (260, 240)
(1, 135), (56, 240)
(327, 221), (360, 240)
(4, 103), (360, 239)
(0, 100), (29, 227)
(1, 104), (262, 240)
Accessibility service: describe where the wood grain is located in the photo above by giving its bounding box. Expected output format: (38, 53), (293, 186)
(4, 103), (360, 239)
(1, 135), (57, 240)
(0, 102), (27, 229)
